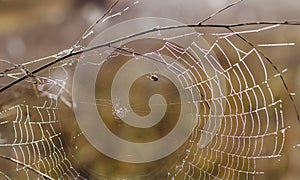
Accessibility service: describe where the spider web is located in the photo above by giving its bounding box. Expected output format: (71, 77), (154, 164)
(0, 0), (299, 179)
(0, 98), (82, 179)
(161, 30), (289, 180)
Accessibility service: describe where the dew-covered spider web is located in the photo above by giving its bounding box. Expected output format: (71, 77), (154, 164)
(0, 0), (300, 179)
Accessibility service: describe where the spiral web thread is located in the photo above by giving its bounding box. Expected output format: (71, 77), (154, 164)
(0, 0), (299, 179)
(0, 98), (83, 179)
(98, 25), (290, 179)
(158, 29), (289, 179)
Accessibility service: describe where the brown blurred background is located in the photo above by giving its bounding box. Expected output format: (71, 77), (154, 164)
(1, 0), (300, 179)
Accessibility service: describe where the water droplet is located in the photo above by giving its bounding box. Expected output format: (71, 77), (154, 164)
(282, 68), (288, 73)
(83, 30), (94, 40)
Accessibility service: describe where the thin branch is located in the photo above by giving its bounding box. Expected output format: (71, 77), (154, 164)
(0, 20), (298, 93)
(226, 26), (300, 121)
(0, 59), (32, 77)
(0, 1), (299, 178)
(199, 0), (244, 24)
(72, 0), (120, 49)
(203, 20), (300, 27)
(1, 20), (300, 94)
(0, 154), (53, 180)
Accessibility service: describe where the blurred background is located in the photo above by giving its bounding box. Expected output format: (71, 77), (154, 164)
(1, 0), (300, 179)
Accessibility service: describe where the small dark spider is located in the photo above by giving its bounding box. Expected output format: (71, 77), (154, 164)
(148, 73), (159, 81)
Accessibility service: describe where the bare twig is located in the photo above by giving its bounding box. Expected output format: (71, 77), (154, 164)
(72, 0), (120, 49)
(227, 26), (300, 121)
(0, 0), (120, 93)
(1, 20), (300, 93)
(198, 0), (244, 24)
(0, 0), (299, 122)
(0, 1), (300, 178)
(0, 154), (53, 180)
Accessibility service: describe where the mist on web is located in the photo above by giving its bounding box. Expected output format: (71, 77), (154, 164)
(0, 0), (300, 179)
